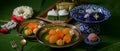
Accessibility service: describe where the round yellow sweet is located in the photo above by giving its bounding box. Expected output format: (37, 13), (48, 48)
(62, 28), (70, 35)
(49, 35), (58, 44)
(33, 28), (39, 34)
(56, 39), (64, 46)
(63, 34), (72, 43)
(49, 29), (56, 35)
(24, 29), (32, 36)
(45, 34), (51, 41)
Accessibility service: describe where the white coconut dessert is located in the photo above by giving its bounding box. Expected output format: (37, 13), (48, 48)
(47, 9), (58, 20)
(58, 9), (69, 21)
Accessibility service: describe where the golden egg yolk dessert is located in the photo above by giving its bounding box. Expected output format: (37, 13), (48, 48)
(45, 28), (74, 46)
(49, 35), (58, 44)
(56, 39), (64, 46)
(24, 29), (32, 36)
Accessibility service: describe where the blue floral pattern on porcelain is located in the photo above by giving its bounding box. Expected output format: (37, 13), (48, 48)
(79, 23), (100, 34)
(70, 4), (111, 23)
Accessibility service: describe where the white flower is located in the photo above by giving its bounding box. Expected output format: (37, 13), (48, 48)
(13, 6), (33, 19)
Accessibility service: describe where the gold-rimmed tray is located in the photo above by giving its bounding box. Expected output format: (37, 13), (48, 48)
(36, 24), (83, 48)
(17, 19), (46, 40)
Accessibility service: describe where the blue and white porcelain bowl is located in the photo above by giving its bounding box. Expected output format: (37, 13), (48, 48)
(79, 23), (100, 34)
(84, 36), (101, 45)
(70, 4), (111, 23)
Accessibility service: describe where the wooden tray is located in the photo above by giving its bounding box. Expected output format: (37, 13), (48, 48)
(36, 0), (72, 24)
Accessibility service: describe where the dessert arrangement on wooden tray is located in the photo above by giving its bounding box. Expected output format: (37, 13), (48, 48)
(36, 0), (75, 23)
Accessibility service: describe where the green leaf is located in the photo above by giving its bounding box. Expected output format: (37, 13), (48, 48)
(98, 42), (120, 51)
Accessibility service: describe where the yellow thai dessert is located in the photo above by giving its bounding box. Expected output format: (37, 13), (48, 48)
(62, 28), (70, 35)
(24, 29), (32, 36)
(56, 39), (64, 46)
(49, 35), (58, 43)
(45, 27), (74, 45)
(56, 2), (75, 11)
(45, 34), (51, 41)
(27, 23), (38, 30)
(63, 34), (72, 43)
(55, 28), (64, 39)
(49, 29), (56, 35)
(33, 28), (39, 34)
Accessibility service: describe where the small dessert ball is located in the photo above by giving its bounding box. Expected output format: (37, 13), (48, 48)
(45, 34), (51, 41)
(56, 39), (64, 46)
(49, 29), (56, 35)
(63, 34), (72, 43)
(33, 28), (39, 34)
(55, 29), (64, 39)
(24, 29), (32, 36)
(88, 33), (98, 42)
(49, 35), (58, 44)
(62, 28), (70, 35)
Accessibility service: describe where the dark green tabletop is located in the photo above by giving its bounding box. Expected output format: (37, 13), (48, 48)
(0, 0), (120, 51)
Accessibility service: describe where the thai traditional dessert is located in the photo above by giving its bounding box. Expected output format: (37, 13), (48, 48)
(84, 33), (100, 45)
(56, 39), (64, 46)
(47, 9), (58, 20)
(21, 21), (45, 36)
(58, 9), (69, 21)
(24, 29), (32, 36)
(88, 33), (99, 42)
(70, 4), (111, 23)
(56, 2), (75, 11)
(77, 8), (105, 22)
(23, 22), (39, 35)
(45, 28), (74, 46)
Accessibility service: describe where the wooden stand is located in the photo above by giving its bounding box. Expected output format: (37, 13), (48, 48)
(36, 0), (72, 23)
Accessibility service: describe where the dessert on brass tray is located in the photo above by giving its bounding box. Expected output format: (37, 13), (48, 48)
(17, 19), (45, 38)
(45, 28), (74, 46)
(36, 24), (81, 48)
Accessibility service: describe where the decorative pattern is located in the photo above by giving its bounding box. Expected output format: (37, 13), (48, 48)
(70, 4), (111, 23)
(79, 23), (100, 34)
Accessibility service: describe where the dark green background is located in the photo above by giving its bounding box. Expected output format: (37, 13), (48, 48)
(0, 0), (120, 51)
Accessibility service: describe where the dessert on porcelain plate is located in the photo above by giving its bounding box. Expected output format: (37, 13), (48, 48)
(70, 4), (111, 23)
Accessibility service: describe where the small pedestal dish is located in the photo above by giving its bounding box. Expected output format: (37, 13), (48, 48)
(70, 4), (111, 34)
(70, 4), (111, 45)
